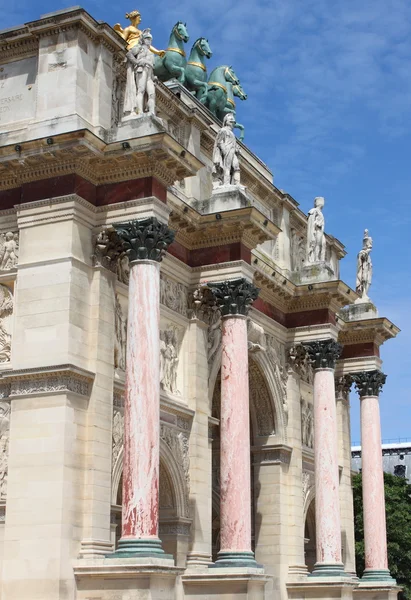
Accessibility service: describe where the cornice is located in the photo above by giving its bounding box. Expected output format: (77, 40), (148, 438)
(0, 129), (203, 190)
(338, 317), (400, 346)
(0, 363), (94, 398)
(168, 196), (278, 251)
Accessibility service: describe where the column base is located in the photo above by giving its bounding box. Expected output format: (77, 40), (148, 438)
(309, 562), (346, 577)
(361, 569), (396, 583)
(106, 537), (173, 560)
(209, 551), (262, 569)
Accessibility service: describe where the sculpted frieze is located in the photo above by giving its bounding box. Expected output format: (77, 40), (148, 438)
(0, 400), (10, 500)
(0, 232), (18, 271)
(0, 285), (13, 364)
(160, 275), (188, 317)
(114, 294), (127, 371)
(301, 399), (314, 449)
(160, 326), (181, 396)
(112, 408), (124, 472)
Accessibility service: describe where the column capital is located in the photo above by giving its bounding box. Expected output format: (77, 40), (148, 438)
(93, 229), (125, 273)
(352, 370), (387, 398)
(335, 374), (353, 401)
(113, 217), (174, 263)
(302, 339), (342, 370)
(207, 278), (259, 317)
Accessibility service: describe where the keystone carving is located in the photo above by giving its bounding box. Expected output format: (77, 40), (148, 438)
(352, 370), (386, 398)
(303, 339), (342, 370)
(113, 217), (174, 263)
(207, 278), (259, 317)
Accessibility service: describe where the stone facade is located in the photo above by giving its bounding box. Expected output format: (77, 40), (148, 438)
(0, 8), (400, 600)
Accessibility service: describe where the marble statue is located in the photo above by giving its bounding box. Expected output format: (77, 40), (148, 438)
(126, 29), (157, 115)
(306, 196), (326, 264)
(114, 11), (165, 117)
(212, 113), (241, 188)
(160, 328), (180, 395)
(356, 229), (373, 300)
(0, 232), (18, 270)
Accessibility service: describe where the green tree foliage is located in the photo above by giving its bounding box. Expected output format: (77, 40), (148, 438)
(353, 472), (411, 599)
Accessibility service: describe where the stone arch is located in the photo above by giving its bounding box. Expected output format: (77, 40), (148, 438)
(210, 355), (282, 441)
(251, 351), (287, 442)
(111, 439), (189, 519)
(304, 498), (316, 573)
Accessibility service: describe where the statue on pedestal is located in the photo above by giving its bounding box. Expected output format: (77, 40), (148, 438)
(306, 196), (326, 264)
(356, 229), (373, 301)
(114, 11), (165, 117)
(212, 113), (240, 188)
(126, 28), (157, 115)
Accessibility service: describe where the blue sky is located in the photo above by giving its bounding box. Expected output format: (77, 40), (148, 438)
(3, 0), (411, 442)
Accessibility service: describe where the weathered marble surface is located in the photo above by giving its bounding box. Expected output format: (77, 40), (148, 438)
(122, 260), (161, 541)
(360, 394), (388, 571)
(313, 368), (343, 567)
(219, 315), (252, 553)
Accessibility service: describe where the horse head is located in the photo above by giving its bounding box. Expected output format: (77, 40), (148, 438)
(194, 37), (212, 59)
(224, 66), (240, 86)
(173, 21), (189, 43)
(233, 83), (247, 101)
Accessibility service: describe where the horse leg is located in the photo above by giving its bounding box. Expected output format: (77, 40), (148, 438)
(193, 79), (208, 103)
(168, 64), (186, 85)
(234, 122), (245, 142)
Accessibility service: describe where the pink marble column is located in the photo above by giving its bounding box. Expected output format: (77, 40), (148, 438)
(111, 217), (174, 557)
(304, 339), (345, 577)
(353, 370), (395, 582)
(208, 278), (259, 567)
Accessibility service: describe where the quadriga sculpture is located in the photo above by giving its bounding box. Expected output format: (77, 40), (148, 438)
(154, 21), (189, 84)
(203, 65), (239, 116)
(184, 38), (213, 102)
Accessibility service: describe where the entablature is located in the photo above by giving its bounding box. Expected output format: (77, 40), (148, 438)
(0, 127), (203, 191)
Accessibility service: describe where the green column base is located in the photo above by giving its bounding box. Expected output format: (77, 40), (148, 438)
(361, 569), (396, 583)
(309, 563), (346, 578)
(106, 538), (173, 560)
(209, 551), (262, 569)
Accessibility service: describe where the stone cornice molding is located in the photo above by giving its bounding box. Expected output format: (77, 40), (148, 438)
(207, 278), (259, 317)
(352, 370), (387, 398)
(338, 317), (400, 347)
(0, 364), (94, 398)
(0, 130), (203, 191)
(168, 196), (279, 251)
(303, 339), (343, 370)
(251, 444), (293, 465)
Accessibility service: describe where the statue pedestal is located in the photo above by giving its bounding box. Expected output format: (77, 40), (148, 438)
(296, 262), (335, 284)
(196, 185), (249, 215)
(340, 300), (379, 322)
(116, 113), (166, 141)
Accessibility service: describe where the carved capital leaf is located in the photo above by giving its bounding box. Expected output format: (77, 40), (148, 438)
(113, 217), (174, 263)
(207, 278), (259, 317)
(335, 374), (353, 401)
(93, 229), (125, 272)
(303, 339), (342, 370)
(352, 370), (386, 398)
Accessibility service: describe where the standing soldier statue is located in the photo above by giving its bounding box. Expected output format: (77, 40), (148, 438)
(356, 229), (373, 301)
(212, 113), (241, 188)
(126, 29), (157, 115)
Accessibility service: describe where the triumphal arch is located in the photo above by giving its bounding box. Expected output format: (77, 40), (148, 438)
(0, 7), (401, 600)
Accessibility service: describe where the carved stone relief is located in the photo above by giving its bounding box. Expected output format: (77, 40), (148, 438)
(207, 308), (221, 367)
(247, 318), (266, 353)
(0, 400), (11, 500)
(160, 423), (190, 517)
(287, 345), (314, 385)
(266, 334), (288, 425)
(302, 470), (314, 506)
(301, 399), (314, 449)
(290, 228), (305, 271)
(160, 326), (181, 396)
(0, 285), (13, 363)
(159, 463), (174, 509)
(0, 232), (18, 270)
(160, 275), (188, 317)
(249, 361), (276, 437)
(114, 294), (127, 371)
(112, 408), (124, 473)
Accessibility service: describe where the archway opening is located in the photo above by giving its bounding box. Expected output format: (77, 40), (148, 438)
(304, 499), (316, 573)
